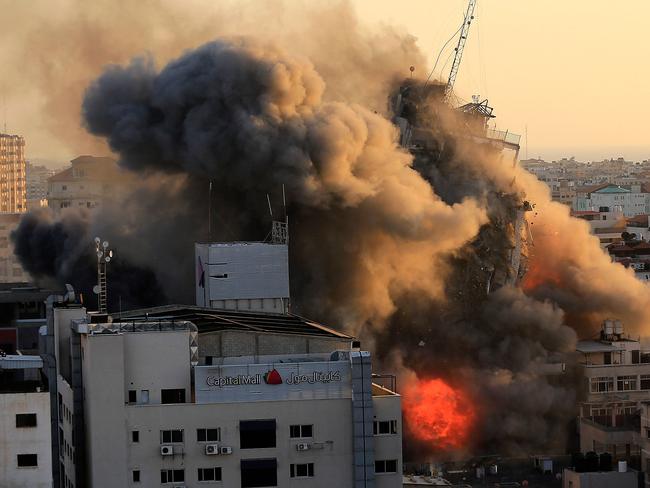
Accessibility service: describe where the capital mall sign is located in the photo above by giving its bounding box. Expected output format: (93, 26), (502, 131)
(205, 368), (342, 388)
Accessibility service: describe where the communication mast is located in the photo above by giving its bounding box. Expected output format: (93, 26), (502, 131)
(444, 0), (478, 103)
(94, 237), (113, 313)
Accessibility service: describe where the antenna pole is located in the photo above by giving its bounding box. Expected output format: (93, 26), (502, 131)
(208, 180), (212, 242)
(267, 194), (273, 218)
(282, 184), (287, 223)
(94, 237), (113, 314)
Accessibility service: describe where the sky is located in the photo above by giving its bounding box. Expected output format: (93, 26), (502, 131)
(1, 0), (649, 165)
(351, 0), (650, 162)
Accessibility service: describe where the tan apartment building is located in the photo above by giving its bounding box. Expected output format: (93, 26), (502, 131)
(577, 320), (650, 466)
(47, 156), (120, 215)
(0, 133), (27, 213)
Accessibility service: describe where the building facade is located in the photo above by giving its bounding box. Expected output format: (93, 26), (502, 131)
(0, 354), (53, 488)
(0, 133), (27, 213)
(43, 298), (402, 488)
(575, 184), (646, 217)
(196, 241), (290, 314)
(577, 320), (650, 466)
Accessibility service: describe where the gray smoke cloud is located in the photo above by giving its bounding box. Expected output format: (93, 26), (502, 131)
(12, 28), (649, 458)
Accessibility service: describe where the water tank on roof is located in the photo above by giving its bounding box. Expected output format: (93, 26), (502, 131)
(618, 460), (627, 473)
(603, 319), (614, 335)
(614, 320), (623, 335)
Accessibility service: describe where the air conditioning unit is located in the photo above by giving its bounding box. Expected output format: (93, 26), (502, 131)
(296, 443), (311, 451)
(160, 445), (174, 456)
(205, 444), (220, 455)
(220, 446), (233, 455)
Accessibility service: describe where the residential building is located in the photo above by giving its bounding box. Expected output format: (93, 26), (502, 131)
(576, 320), (650, 467)
(47, 156), (121, 215)
(0, 133), (27, 213)
(0, 213), (30, 283)
(627, 215), (650, 242)
(26, 162), (58, 210)
(0, 353), (53, 488)
(575, 184), (646, 217)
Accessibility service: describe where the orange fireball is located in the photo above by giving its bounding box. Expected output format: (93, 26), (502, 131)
(402, 378), (475, 450)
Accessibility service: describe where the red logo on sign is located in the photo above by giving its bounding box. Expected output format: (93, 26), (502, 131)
(264, 369), (282, 385)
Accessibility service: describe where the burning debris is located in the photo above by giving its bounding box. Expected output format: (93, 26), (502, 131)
(11, 30), (650, 458)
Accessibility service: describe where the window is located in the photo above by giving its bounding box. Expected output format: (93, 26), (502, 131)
(16, 413), (37, 428)
(241, 458), (277, 488)
(590, 377), (614, 393)
(373, 420), (398, 435)
(132, 430), (139, 443)
(128, 390), (136, 403)
(240, 420), (276, 449)
(197, 428), (221, 442)
(617, 375), (638, 391)
(132, 470), (140, 483)
(290, 463), (314, 478)
(641, 375), (650, 390)
(17, 454), (38, 467)
(375, 459), (398, 474)
(198, 467), (222, 482)
(160, 469), (184, 484)
(160, 429), (184, 443)
(161, 388), (186, 404)
(289, 424), (313, 438)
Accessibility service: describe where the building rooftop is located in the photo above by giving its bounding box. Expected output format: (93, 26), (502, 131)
(114, 304), (353, 340)
(0, 354), (43, 370)
(0, 283), (61, 303)
(593, 185), (631, 194)
(576, 341), (621, 353)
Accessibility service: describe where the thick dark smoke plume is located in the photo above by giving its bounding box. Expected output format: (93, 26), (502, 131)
(12, 31), (650, 457)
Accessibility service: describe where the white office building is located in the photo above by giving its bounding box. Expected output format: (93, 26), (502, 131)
(42, 298), (402, 488)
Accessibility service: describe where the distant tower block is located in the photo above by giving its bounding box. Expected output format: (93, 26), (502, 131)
(195, 227), (290, 314)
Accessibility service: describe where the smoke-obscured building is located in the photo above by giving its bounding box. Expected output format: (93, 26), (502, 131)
(573, 208), (626, 249)
(0, 353), (53, 488)
(577, 320), (650, 467)
(47, 156), (120, 215)
(0, 213), (30, 283)
(0, 133), (27, 213)
(26, 162), (58, 211)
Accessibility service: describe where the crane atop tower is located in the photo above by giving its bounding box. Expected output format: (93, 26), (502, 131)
(445, 0), (477, 103)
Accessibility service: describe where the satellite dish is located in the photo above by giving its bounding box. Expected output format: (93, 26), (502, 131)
(105, 256), (111, 263)
(409, 66), (415, 73)
(96, 251), (103, 258)
(94, 237), (101, 244)
(92, 285), (100, 294)
(102, 241), (109, 249)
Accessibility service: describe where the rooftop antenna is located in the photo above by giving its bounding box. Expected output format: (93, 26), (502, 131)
(266, 193), (273, 219)
(208, 180), (213, 242)
(93, 237), (113, 314)
(282, 184), (287, 223)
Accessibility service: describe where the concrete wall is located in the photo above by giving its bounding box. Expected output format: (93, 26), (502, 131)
(198, 330), (351, 362)
(122, 399), (355, 488)
(373, 394), (403, 488)
(0, 391), (52, 488)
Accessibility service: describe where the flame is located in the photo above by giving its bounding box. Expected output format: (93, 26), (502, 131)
(522, 258), (563, 292)
(402, 378), (475, 450)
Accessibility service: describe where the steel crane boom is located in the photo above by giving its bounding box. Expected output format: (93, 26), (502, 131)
(445, 0), (477, 101)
